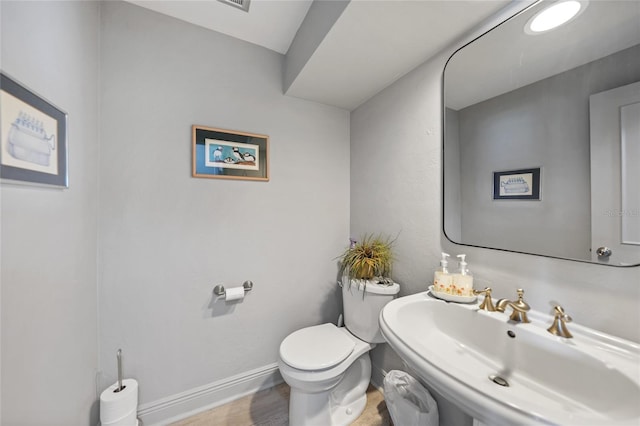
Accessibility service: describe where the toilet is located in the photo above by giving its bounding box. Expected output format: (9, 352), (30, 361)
(278, 279), (400, 426)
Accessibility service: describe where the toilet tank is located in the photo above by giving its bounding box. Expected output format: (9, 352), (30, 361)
(342, 280), (400, 343)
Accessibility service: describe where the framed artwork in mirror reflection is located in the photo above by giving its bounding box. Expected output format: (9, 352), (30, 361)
(493, 167), (540, 200)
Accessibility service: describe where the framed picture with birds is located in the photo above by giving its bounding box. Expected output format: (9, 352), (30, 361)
(192, 125), (269, 181)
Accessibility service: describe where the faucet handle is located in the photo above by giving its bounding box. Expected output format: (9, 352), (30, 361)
(548, 305), (573, 338)
(473, 287), (496, 312)
(553, 305), (571, 319)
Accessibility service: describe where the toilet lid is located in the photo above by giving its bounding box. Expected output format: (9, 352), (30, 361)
(280, 323), (355, 370)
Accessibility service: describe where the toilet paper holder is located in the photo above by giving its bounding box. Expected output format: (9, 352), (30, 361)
(213, 280), (254, 297)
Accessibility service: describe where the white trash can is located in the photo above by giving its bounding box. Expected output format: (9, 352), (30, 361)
(383, 370), (439, 426)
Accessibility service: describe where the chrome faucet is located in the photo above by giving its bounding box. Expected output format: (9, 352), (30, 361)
(496, 289), (530, 323)
(547, 305), (573, 338)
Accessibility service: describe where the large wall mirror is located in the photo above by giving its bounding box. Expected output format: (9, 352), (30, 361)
(443, 0), (640, 266)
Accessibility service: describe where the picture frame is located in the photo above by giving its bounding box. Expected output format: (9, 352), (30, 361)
(192, 125), (269, 182)
(493, 167), (541, 200)
(1, 72), (68, 187)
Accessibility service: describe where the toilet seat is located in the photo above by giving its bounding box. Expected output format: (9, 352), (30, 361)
(280, 323), (355, 370)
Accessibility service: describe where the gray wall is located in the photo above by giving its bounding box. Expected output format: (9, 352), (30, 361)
(2, 1), (639, 425)
(350, 5), (640, 426)
(444, 108), (461, 242)
(350, 43), (475, 426)
(99, 1), (350, 406)
(456, 44), (640, 260)
(1, 1), (100, 425)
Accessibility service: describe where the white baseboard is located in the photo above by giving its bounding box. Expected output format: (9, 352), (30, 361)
(137, 363), (283, 426)
(139, 361), (387, 425)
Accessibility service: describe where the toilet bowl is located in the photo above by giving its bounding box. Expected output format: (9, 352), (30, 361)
(278, 324), (373, 425)
(278, 280), (400, 426)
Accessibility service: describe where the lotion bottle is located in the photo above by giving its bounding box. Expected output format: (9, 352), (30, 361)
(434, 252), (453, 294)
(452, 254), (474, 297)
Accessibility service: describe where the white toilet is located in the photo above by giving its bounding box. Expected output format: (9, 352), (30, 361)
(278, 279), (400, 426)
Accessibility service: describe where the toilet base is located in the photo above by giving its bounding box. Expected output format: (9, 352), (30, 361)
(287, 353), (371, 426)
(288, 387), (368, 426)
(330, 392), (367, 426)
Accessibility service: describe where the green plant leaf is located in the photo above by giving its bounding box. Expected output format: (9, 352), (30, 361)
(337, 233), (396, 280)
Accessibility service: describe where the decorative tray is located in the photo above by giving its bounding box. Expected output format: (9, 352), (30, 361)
(428, 285), (477, 304)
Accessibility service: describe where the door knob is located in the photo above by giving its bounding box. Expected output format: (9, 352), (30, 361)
(596, 247), (612, 257)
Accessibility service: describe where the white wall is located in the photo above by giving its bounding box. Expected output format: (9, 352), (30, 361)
(350, 3), (640, 425)
(98, 0), (350, 412)
(1, 1), (101, 425)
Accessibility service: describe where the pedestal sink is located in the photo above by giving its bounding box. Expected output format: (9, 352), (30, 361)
(379, 291), (640, 425)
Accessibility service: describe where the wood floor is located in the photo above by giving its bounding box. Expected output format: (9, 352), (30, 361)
(171, 383), (392, 426)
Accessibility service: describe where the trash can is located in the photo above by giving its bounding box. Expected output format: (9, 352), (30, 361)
(383, 370), (439, 426)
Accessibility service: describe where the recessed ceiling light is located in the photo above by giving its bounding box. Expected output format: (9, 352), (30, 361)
(525, 0), (588, 34)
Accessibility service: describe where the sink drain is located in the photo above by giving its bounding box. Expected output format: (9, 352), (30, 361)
(489, 374), (510, 387)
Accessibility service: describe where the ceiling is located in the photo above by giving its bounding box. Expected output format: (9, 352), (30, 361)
(126, 0), (313, 54)
(446, 0), (640, 110)
(126, 0), (511, 110)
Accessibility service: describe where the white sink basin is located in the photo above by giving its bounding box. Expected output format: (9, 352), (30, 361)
(379, 291), (640, 425)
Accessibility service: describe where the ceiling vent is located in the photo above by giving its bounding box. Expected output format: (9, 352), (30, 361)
(218, 0), (250, 13)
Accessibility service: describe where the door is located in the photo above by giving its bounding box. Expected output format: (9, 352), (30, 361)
(590, 81), (640, 265)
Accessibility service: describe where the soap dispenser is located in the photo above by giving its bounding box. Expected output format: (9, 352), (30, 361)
(452, 254), (473, 297)
(434, 252), (453, 294)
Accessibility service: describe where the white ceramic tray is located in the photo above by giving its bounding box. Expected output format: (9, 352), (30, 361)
(429, 285), (477, 304)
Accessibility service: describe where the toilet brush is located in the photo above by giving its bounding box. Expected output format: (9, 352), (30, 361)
(115, 349), (125, 393)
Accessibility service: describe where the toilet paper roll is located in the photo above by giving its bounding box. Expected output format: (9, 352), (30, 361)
(224, 286), (245, 301)
(100, 378), (138, 426)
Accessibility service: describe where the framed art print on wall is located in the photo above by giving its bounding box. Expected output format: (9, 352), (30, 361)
(192, 125), (269, 182)
(0, 72), (68, 187)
